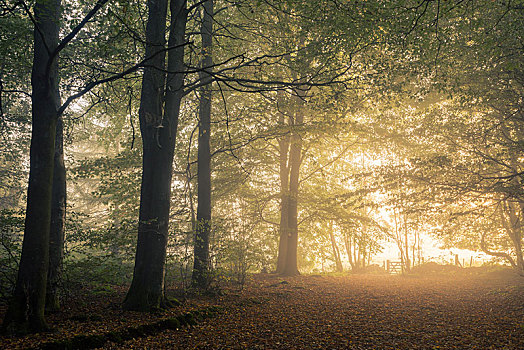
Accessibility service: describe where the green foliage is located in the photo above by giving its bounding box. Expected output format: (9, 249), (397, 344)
(211, 205), (276, 285)
(63, 212), (136, 287)
(0, 209), (24, 303)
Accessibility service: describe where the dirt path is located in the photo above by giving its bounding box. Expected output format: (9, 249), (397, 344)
(109, 272), (524, 349)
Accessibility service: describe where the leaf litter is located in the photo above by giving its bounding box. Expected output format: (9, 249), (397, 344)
(1, 270), (523, 349)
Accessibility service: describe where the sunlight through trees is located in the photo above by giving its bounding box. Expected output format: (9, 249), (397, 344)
(0, 0), (522, 338)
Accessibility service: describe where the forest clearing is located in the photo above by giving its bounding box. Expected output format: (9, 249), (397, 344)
(1, 269), (523, 349)
(1, 0), (524, 347)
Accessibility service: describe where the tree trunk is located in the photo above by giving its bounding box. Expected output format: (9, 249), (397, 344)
(353, 236), (359, 268)
(344, 233), (355, 270)
(282, 91), (304, 276)
(404, 224), (410, 272)
(125, 0), (188, 310)
(502, 128), (524, 274)
(501, 200), (524, 275)
(192, 0), (214, 289)
(329, 222), (343, 272)
(125, 0), (171, 311)
(2, 0), (61, 333)
(276, 113), (290, 274)
(514, 234), (524, 273)
(46, 115), (66, 313)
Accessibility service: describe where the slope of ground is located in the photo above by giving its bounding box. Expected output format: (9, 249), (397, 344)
(1, 269), (523, 349)
(116, 271), (523, 349)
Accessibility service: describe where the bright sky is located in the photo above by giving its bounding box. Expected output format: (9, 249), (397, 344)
(371, 235), (491, 267)
(369, 205), (491, 267)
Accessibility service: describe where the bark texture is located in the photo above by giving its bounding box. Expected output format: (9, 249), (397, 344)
(125, 0), (188, 311)
(192, 0), (214, 288)
(2, 0), (61, 333)
(281, 89), (304, 276)
(276, 113), (290, 274)
(46, 115), (66, 313)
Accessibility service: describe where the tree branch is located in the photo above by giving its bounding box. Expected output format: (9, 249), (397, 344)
(46, 0), (110, 80)
(480, 231), (518, 269)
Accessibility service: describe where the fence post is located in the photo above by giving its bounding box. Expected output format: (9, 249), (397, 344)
(455, 254), (462, 267)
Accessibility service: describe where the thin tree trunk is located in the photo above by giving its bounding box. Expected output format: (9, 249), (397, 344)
(417, 230), (421, 265)
(514, 234), (524, 273)
(192, 0), (214, 288)
(46, 115), (66, 313)
(2, 0), (61, 333)
(353, 236), (359, 268)
(404, 222), (410, 271)
(393, 206), (407, 271)
(344, 233), (355, 269)
(282, 90), (304, 276)
(276, 112), (290, 274)
(329, 222), (343, 272)
(361, 225), (367, 268)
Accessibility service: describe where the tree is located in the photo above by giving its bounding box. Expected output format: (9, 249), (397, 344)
(399, 0), (523, 274)
(46, 115), (66, 313)
(279, 85), (305, 276)
(192, 0), (214, 288)
(1, 0), (133, 332)
(124, 0), (188, 311)
(2, 0), (61, 333)
(276, 107), (290, 273)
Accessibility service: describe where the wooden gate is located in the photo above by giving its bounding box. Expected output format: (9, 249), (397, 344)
(386, 260), (403, 274)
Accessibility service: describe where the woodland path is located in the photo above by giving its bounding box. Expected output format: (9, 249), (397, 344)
(113, 271), (524, 349)
(1, 270), (523, 349)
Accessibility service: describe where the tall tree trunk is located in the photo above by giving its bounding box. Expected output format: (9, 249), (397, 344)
(125, 0), (171, 311)
(361, 225), (368, 268)
(353, 236), (359, 268)
(276, 113), (290, 273)
(328, 222), (343, 272)
(46, 115), (66, 313)
(416, 230), (421, 265)
(404, 218), (410, 272)
(125, 0), (187, 311)
(192, 0), (214, 288)
(2, 0), (61, 333)
(513, 227), (524, 273)
(282, 91), (304, 276)
(393, 207), (407, 271)
(344, 233), (355, 270)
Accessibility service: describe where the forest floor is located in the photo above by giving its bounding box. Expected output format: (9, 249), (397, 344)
(1, 268), (523, 349)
